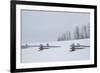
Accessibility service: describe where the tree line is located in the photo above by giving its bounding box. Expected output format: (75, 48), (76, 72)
(57, 24), (90, 41)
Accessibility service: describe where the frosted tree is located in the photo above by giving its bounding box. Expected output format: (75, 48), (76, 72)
(81, 24), (90, 39)
(63, 33), (66, 40)
(80, 27), (84, 39)
(57, 33), (66, 41)
(74, 26), (80, 39)
(57, 37), (61, 41)
(57, 23), (90, 41)
(87, 24), (90, 38)
(66, 32), (69, 40)
(83, 25), (88, 38)
(67, 32), (71, 40)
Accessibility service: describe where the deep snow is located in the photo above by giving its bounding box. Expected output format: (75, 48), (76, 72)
(22, 39), (90, 63)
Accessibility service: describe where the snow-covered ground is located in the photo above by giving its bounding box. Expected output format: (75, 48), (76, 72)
(22, 39), (90, 63)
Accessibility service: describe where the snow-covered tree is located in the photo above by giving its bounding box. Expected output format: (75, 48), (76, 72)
(57, 24), (90, 41)
(57, 33), (66, 41)
(87, 24), (90, 38)
(74, 26), (80, 39)
(67, 32), (71, 40)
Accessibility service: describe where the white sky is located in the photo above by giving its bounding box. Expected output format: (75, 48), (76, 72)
(21, 10), (90, 43)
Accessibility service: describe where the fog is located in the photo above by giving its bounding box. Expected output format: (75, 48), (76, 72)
(21, 10), (90, 43)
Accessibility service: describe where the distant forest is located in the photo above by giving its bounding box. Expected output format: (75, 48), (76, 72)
(57, 24), (90, 41)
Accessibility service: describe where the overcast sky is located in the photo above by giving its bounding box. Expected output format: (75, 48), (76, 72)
(21, 10), (90, 43)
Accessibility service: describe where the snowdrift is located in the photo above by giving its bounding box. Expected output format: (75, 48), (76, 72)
(22, 39), (90, 63)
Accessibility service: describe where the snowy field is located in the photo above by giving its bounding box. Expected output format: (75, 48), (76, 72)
(22, 39), (90, 63)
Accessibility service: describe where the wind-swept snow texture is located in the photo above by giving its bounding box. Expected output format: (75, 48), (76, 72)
(22, 39), (90, 63)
